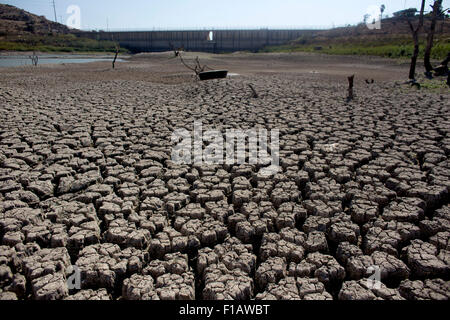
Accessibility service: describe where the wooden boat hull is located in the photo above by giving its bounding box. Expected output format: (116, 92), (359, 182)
(199, 70), (228, 80)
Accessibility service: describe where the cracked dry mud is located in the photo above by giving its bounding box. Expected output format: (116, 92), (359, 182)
(0, 52), (449, 300)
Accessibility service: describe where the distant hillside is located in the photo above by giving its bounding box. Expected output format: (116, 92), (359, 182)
(264, 16), (450, 60)
(302, 16), (450, 43)
(0, 4), (73, 36)
(0, 4), (127, 53)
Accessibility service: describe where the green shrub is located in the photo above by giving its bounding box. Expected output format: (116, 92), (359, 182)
(0, 34), (129, 53)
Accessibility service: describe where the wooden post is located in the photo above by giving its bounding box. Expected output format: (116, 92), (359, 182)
(347, 75), (354, 101)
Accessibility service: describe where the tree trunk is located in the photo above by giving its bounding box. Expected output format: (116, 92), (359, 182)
(407, 0), (426, 81)
(409, 32), (420, 80)
(424, 0), (443, 74)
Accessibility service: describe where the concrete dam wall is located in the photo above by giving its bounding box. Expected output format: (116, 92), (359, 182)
(76, 29), (316, 53)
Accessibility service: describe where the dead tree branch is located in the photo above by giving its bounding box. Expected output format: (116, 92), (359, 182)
(112, 45), (120, 69)
(179, 53), (199, 74)
(178, 53), (209, 77)
(434, 52), (450, 76)
(248, 84), (259, 98)
(441, 52), (450, 66)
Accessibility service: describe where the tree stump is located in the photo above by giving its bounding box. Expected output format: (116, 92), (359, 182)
(347, 75), (355, 101)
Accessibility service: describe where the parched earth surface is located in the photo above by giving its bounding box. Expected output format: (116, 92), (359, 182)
(0, 52), (449, 300)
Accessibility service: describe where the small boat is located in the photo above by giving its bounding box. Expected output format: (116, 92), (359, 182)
(198, 70), (228, 80)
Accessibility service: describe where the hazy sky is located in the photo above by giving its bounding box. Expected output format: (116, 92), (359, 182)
(2, 0), (448, 30)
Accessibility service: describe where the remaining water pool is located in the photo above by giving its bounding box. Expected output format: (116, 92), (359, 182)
(0, 55), (125, 67)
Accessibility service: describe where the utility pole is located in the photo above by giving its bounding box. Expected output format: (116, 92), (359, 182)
(52, 0), (57, 23)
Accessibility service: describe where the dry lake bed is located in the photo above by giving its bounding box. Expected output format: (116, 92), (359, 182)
(0, 51), (449, 300)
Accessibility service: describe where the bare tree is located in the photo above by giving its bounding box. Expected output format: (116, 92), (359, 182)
(424, 0), (447, 76)
(407, 0), (426, 81)
(178, 53), (208, 77)
(112, 44), (120, 69)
